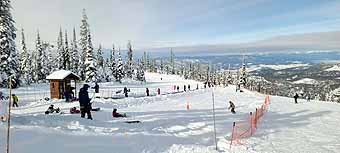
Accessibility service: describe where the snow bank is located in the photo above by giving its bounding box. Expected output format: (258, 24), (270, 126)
(292, 78), (318, 85)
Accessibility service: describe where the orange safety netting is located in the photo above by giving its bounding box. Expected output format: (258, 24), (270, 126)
(230, 95), (270, 148)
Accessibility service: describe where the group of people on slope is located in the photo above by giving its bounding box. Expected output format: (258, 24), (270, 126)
(173, 84), (198, 92)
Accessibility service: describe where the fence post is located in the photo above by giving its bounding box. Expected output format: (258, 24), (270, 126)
(255, 108), (258, 129)
(229, 122), (236, 150)
(250, 112), (253, 136)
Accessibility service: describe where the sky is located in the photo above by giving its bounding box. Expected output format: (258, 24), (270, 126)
(11, 0), (340, 51)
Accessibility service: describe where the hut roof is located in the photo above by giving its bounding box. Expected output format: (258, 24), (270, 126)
(46, 70), (80, 80)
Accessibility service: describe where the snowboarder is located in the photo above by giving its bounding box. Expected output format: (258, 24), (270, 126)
(70, 107), (80, 114)
(112, 108), (126, 118)
(184, 85), (186, 92)
(79, 84), (93, 120)
(228, 101), (236, 114)
(93, 82), (99, 93)
(294, 93), (299, 104)
(124, 87), (129, 97)
(12, 94), (18, 107)
(157, 88), (160, 95)
(188, 85), (190, 91)
(45, 105), (60, 114)
(146, 88), (150, 96)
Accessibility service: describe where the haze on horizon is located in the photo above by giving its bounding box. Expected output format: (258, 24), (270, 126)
(12, 0), (340, 52)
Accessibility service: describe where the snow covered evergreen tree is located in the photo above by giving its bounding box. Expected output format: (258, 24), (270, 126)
(110, 44), (117, 80)
(0, 0), (19, 88)
(40, 41), (49, 80)
(34, 31), (43, 82)
(96, 44), (104, 67)
(70, 27), (80, 73)
(84, 31), (97, 82)
(19, 28), (31, 85)
(126, 41), (133, 78)
(79, 9), (89, 80)
(56, 28), (64, 70)
(169, 49), (175, 74)
(64, 30), (70, 70)
(116, 48), (124, 83)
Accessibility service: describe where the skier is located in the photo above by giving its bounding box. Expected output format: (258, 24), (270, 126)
(188, 85), (190, 91)
(124, 87), (129, 97)
(45, 105), (60, 114)
(146, 88), (150, 96)
(177, 86), (179, 92)
(79, 84), (93, 120)
(228, 101), (236, 114)
(157, 88), (160, 95)
(184, 85), (186, 92)
(294, 93), (299, 104)
(93, 82), (99, 93)
(196, 84), (199, 90)
(12, 94), (18, 107)
(112, 108), (126, 118)
(173, 85), (176, 91)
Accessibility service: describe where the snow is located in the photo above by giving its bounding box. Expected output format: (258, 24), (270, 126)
(249, 64), (309, 72)
(46, 70), (80, 80)
(292, 78), (318, 85)
(1, 72), (340, 153)
(325, 64), (340, 72)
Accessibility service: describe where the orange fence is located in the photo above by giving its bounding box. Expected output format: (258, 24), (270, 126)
(230, 95), (270, 149)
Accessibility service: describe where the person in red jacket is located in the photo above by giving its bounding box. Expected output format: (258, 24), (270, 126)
(70, 107), (80, 114)
(112, 108), (126, 118)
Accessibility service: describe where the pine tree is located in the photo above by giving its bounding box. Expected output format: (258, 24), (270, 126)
(79, 9), (89, 80)
(126, 41), (133, 78)
(19, 28), (31, 85)
(70, 27), (80, 73)
(35, 30), (43, 81)
(57, 28), (64, 69)
(0, 0), (19, 88)
(170, 48), (175, 74)
(116, 48), (124, 83)
(96, 44), (104, 67)
(110, 44), (117, 80)
(64, 30), (70, 70)
(40, 41), (49, 79)
(84, 31), (97, 82)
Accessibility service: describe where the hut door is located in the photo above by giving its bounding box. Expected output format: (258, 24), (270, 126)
(59, 81), (64, 99)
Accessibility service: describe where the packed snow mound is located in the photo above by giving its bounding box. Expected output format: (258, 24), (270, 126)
(292, 78), (318, 84)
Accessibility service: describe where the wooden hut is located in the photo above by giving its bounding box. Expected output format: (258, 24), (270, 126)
(46, 70), (80, 99)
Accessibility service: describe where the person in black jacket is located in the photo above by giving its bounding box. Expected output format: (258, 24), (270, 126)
(93, 82), (99, 93)
(79, 84), (92, 120)
(294, 93), (299, 104)
(146, 88), (150, 96)
(124, 87), (128, 97)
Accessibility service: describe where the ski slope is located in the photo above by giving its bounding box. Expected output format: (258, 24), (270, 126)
(0, 73), (339, 153)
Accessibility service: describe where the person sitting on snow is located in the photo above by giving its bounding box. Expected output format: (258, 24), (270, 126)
(112, 108), (126, 118)
(228, 101), (236, 114)
(70, 107), (80, 114)
(45, 105), (60, 114)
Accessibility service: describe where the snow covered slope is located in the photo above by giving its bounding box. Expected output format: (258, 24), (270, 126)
(0, 73), (339, 153)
